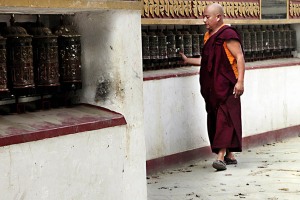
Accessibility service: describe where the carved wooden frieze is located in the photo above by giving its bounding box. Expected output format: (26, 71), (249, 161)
(142, 0), (260, 19)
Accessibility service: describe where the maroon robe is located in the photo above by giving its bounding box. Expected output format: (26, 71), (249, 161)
(200, 25), (242, 154)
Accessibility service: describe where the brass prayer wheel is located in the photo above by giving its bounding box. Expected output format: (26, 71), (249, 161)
(165, 30), (176, 67)
(142, 31), (150, 70)
(157, 31), (168, 68)
(183, 30), (192, 57)
(29, 15), (60, 89)
(191, 30), (200, 57)
(0, 36), (8, 92)
(3, 15), (34, 90)
(54, 16), (82, 90)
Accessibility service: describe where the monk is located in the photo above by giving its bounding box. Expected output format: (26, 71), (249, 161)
(180, 3), (245, 171)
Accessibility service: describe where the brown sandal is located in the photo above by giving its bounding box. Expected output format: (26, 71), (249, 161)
(224, 157), (238, 165)
(212, 160), (227, 171)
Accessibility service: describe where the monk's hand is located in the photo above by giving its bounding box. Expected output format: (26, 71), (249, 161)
(233, 81), (244, 98)
(179, 52), (188, 65)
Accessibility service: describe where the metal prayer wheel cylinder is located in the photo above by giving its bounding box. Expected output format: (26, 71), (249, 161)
(255, 26), (263, 52)
(157, 31), (168, 60)
(267, 25), (276, 52)
(290, 26), (297, 51)
(242, 26), (251, 61)
(148, 32), (159, 60)
(279, 25), (287, 50)
(142, 31), (150, 70)
(29, 16), (60, 88)
(165, 30), (177, 67)
(255, 25), (263, 60)
(3, 15), (34, 90)
(0, 36), (8, 92)
(183, 30), (192, 57)
(165, 30), (176, 59)
(285, 25), (292, 50)
(175, 30), (184, 58)
(273, 25), (281, 51)
(55, 19), (82, 89)
(249, 25), (257, 60)
(262, 25), (269, 51)
(191, 30), (200, 57)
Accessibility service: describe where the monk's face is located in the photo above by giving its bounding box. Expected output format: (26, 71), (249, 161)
(203, 6), (221, 32)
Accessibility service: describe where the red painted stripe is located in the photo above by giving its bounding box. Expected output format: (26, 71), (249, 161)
(146, 125), (300, 175)
(143, 60), (300, 81)
(0, 104), (126, 147)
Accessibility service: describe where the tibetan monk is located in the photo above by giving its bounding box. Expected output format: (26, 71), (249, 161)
(180, 3), (245, 171)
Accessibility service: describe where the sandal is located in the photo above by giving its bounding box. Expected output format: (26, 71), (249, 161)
(224, 156), (238, 165)
(212, 160), (227, 171)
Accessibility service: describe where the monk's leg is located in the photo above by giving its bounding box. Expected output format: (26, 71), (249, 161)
(217, 148), (226, 161)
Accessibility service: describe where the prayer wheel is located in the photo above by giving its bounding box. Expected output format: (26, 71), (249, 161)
(255, 25), (263, 60)
(54, 16), (82, 90)
(165, 30), (177, 68)
(157, 31), (168, 68)
(3, 15), (35, 91)
(273, 25), (283, 58)
(29, 15), (60, 90)
(242, 26), (251, 62)
(0, 36), (8, 92)
(175, 30), (184, 66)
(191, 30), (200, 57)
(249, 25), (257, 61)
(183, 30), (193, 57)
(142, 31), (151, 70)
(267, 25), (276, 58)
(148, 31), (159, 69)
(261, 25), (270, 59)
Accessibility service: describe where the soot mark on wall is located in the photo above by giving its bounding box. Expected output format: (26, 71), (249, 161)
(95, 77), (111, 102)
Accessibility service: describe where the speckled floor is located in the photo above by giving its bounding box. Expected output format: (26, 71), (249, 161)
(147, 135), (300, 200)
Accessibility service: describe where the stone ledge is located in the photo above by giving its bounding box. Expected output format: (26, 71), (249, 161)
(0, 104), (127, 147)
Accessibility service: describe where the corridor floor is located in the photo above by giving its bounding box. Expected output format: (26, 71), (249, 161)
(147, 135), (300, 200)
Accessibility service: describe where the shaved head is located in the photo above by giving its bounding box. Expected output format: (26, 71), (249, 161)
(205, 3), (224, 17)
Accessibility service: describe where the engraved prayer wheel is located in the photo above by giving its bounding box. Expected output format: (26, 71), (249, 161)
(255, 25), (263, 60)
(249, 25), (257, 61)
(142, 31), (150, 70)
(157, 31), (168, 68)
(191, 30), (200, 57)
(183, 30), (192, 57)
(148, 31), (159, 69)
(267, 25), (276, 57)
(273, 25), (281, 58)
(0, 36), (8, 92)
(165, 30), (177, 67)
(29, 15), (60, 89)
(242, 25), (251, 62)
(3, 15), (34, 91)
(261, 25), (270, 59)
(54, 16), (82, 90)
(175, 30), (184, 67)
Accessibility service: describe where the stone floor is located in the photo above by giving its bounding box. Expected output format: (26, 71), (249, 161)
(147, 135), (300, 200)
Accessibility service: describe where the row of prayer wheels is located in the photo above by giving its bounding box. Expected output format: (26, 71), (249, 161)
(0, 15), (81, 109)
(142, 27), (204, 71)
(142, 24), (297, 70)
(236, 24), (297, 62)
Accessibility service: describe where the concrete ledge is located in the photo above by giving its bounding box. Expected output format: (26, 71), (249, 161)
(146, 125), (300, 175)
(0, 104), (127, 147)
(143, 58), (300, 82)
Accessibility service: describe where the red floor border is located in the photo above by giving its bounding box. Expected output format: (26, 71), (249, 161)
(146, 125), (300, 175)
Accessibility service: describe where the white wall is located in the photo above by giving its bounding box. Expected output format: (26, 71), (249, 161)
(76, 10), (147, 200)
(0, 9), (147, 200)
(0, 127), (127, 200)
(144, 65), (300, 161)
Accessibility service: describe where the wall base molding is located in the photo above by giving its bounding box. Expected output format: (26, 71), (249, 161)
(146, 125), (300, 175)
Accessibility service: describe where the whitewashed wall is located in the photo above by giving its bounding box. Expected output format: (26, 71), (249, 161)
(144, 65), (300, 160)
(0, 9), (147, 200)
